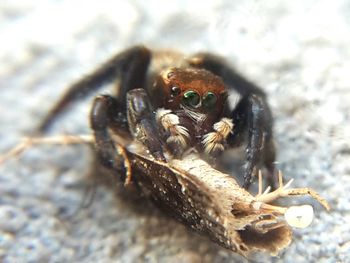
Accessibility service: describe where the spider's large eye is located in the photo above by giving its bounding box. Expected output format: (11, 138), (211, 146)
(183, 90), (200, 108)
(202, 92), (217, 109)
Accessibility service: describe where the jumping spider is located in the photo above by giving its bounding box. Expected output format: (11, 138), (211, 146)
(39, 45), (276, 188)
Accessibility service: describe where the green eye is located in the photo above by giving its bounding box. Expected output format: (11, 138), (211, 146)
(202, 92), (217, 109)
(183, 90), (200, 108)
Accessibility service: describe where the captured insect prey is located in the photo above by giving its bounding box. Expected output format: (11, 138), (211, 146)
(2, 133), (329, 257)
(32, 45), (329, 257)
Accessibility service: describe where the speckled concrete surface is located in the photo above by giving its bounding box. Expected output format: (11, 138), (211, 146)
(0, 1), (349, 262)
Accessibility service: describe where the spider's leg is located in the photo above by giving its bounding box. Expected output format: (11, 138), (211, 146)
(90, 95), (127, 180)
(126, 89), (166, 162)
(229, 95), (275, 188)
(39, 45), (151, 132)
(190, 54), (276, 188)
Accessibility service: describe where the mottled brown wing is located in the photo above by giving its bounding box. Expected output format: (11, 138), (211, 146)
(125, 148), (292, 257)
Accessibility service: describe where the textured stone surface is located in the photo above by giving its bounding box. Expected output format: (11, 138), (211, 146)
(1, 1), (349, 262)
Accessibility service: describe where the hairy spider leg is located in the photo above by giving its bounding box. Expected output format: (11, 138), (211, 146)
(90, 95), (127, 178)
(189, 54), (276, 189)
(39, 45), (151, 132)
(39, 45), (154, 179)
(230, 95), (276, 189)
(126, 89), (166, 161)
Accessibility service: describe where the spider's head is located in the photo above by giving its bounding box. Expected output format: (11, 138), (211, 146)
(155, 68), (228, 116)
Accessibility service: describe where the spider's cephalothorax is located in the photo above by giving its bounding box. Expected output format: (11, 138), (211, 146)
(39, 45), (276, 188)
(152, 67), (232, 157)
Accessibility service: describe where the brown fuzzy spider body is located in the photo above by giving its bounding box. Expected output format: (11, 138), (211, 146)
(39, 45), (276, 188)
(152, 63), (231, 156)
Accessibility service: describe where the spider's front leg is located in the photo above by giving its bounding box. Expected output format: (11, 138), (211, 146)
(91, 90), (166, 182)
(90, 95), (128, 179)
(126, 89), (166, 162)
(228, 94), (276, 189)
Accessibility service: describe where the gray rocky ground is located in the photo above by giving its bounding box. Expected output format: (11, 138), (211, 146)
(0, 1), (349, 262)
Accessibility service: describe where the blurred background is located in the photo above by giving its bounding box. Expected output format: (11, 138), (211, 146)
(0, 0), (349, 262)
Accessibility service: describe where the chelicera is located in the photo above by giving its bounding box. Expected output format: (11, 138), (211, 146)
(39, 45), (276, 188)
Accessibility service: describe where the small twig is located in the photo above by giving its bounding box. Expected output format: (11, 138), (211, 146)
(0, 134), (94, 165)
